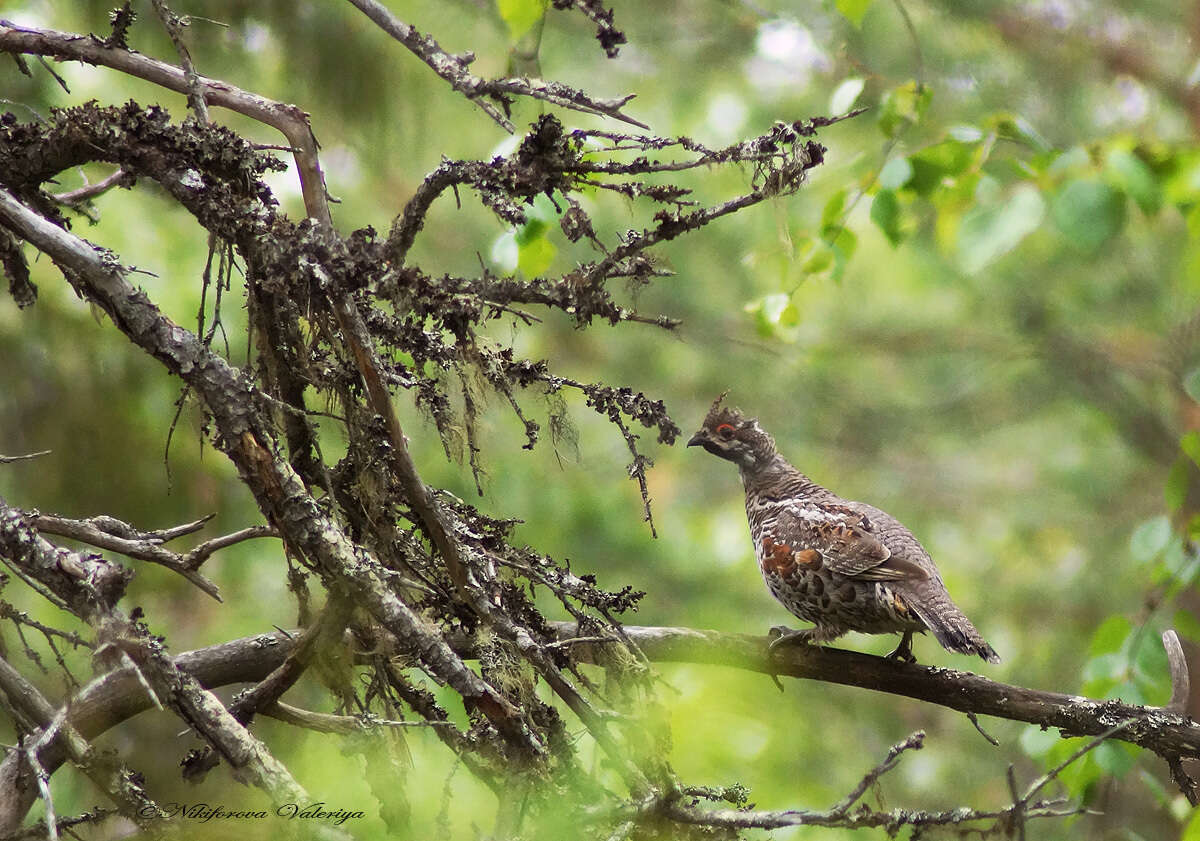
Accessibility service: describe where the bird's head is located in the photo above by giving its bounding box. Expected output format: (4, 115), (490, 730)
(687, 393), (777, 472)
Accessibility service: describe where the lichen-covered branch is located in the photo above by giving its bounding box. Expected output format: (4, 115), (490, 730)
(0, 496), (309, 831)
(344, 0), (645, 130)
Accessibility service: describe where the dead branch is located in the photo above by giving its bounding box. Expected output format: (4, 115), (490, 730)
(0, 497), (310, 831)
(31, 512), (229, 599)
(546, 622), (1200, 761)
(344, 0), (646, 129)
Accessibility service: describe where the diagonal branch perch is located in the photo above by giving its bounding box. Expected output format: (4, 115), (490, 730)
(544, 622), (1200, 760)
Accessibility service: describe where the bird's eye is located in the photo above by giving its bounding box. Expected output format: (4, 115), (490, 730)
(716, 423), (736, 439)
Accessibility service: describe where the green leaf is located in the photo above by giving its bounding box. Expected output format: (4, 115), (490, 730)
(746, 293), (800, 339)
(835, 0), (874, 27)
(821, 189), (847, 229)
(1183, 431), (1200, 465)
(1130, 515), (1172, 562)
(1162, 537), (1193, 579)
(1082, 651), (1126, 684)
(1185, 806), (1200, 841)
(947, 124), (984, 143)
(829, 77), (866, 115)
(1050, 178), (1126, 252)
(1046, 146), (1091, 177)
(512, 193), (561, 273)
(497, 0), (547, 41)
(801, 242), (834, 274)
(991, 114), (1051, 153)
(1132, 631), (1170, 700)
(490, 231), (519, 272)
(878, 157), (913, 190)
(1106, 149), (1163, 215)
(1166, 457), (1190, 511)
(956, 184), (1045, 274)
(760, 293), (789, 324)
(908, 140), (976, 195)
(870, 189), (904, 246)
(1088, 614), (1133, 657)
(1165, 152), (1200, 206)
(517, 234), (556, 276)
(826, 227), (857, 281)
(514, 217), (548, 246)
(1044, 738), (1102, 797)
(878, 81), (931, 139)
(1093, 741), (1135, 777)
(1019, 724), (1059, 759)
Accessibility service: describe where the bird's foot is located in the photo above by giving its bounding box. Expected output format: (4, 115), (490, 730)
(767, 626), (816, 655)
(765, 626), (805, 692)
(885, 631), (917, 664)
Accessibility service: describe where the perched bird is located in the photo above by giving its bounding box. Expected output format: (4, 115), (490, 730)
(688, 395), (999, 664)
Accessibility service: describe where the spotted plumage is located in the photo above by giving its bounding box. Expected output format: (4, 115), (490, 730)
(688, 395), (999, 664)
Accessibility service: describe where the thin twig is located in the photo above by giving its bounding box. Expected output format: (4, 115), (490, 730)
(149, 0), (210, 122)
(261, 702), (459, 734)
(50, 170), (132, 206)
(967, 710), (1000, 746)
(1016, 719), (1136, 808)
(0, 451), (50, 464)
(831, 731), (925, 815)
(32, 513), (223, 601)
(1164, 629), (1190, 713)
(344, 0), (648, 130)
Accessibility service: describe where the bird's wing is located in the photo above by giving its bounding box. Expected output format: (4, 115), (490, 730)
(774, 502), (929, 581)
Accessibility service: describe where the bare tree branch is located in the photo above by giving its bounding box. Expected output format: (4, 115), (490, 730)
(50, 169), (132, 207)
(0, 21), (333, 226)
(31, 512), (225, 600)
(547, 623), (1200, 760)
(344, 0), (647, 130)
(0, 450), (50, 464)
(0, 497), (309, 830)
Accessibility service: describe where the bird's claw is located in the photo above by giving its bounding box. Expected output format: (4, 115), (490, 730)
(767, 626), (813, 655)
(767, 625), (793, 642)
(885, 631), (917, 664)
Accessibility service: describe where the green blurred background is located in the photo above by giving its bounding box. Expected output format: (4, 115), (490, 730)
(2, 0), (1199, 838)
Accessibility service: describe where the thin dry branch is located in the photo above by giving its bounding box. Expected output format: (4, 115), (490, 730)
(647, 731), (1086, 833)
(31, 512), (228, 600)
(0, 21), (332, 226)
(50, 169), (132, 207)
(0, 450), (50, 464)
(261, 701), (459, 734)
(148, 0), (210, 122)
(344, 0), (646, 129)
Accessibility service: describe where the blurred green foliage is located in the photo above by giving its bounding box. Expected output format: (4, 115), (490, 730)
(2, 0), (1200, 839)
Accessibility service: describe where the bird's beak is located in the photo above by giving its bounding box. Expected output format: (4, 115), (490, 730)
(686, 432), (705, 447)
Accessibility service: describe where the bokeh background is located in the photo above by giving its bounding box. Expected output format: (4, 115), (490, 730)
(2, 0), (1199, 838)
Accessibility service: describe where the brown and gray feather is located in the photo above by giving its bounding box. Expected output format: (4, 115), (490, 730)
(688, 395), (999, 663)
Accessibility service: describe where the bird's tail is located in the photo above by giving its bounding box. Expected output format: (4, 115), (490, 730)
(904, 589), (1000, 664)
